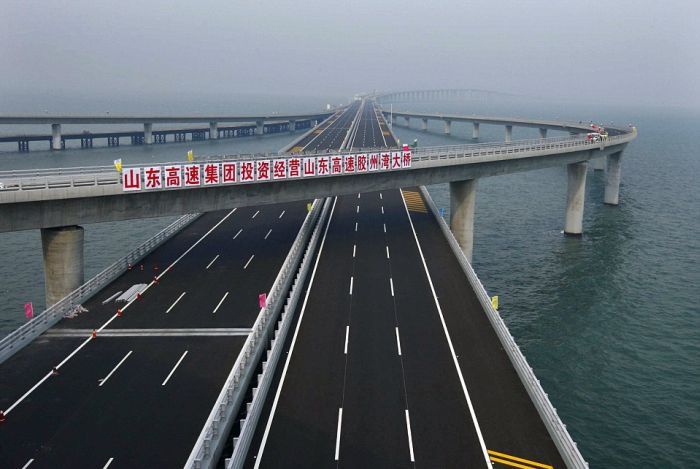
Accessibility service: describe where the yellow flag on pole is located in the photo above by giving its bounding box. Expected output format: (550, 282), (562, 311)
(113, 158), (122, 173)
(187, 150), (194, 161)
(307, 202), (312, 212)
(491, 295), (499, 310)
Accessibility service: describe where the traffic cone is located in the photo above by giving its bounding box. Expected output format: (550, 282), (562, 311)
(92, 329), (97, 338)
(136, 292), (141, 300)
(154, 263), (159, 271)
(153, 276), (159, 284)
(140, 264), (144, 271)
(117, 308), (122, 317)
(128, 263), (132, 270)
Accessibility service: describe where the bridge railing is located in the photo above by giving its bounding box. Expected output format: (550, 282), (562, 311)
(419, 185), (589, 469)
(0, 213), (201, 364)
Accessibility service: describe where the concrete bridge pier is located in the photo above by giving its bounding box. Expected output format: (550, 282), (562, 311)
(421, 118), (428, 131)
(41, 225), (84, 307)
(472, 122), (480, 139)
(591, 157), (606, 171)
(444, 120), (452, 135)
(51, 124), (62, 150)
(289, 120), (296, 132)
(209, 122), (218, 139)
(449, 179), (478, 262)
(505, 125), (513, 143)
(539, 128), (547, 139)
(404, 116), (410, 127)
(604, 151), (623, 205)
(144, 123), (153, 144)
(256, 120), (264, 135)
(564, 161), (588, 235)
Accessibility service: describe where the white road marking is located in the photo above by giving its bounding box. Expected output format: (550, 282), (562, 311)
(357, 193), (361, 199)
(166, 292), (186, 313)
(252, 210), (260, 219)
(161, 351), (188, 386)
(349, 276), (354, 295)
(355, 222), (358, 232)
(335, 408), (343, 461)
(344, 326), (349, 354)
(386, 246), (390, 259)
(381, 206), (384, 214)
(395, 327), (402, 356)
(21, 459), (34, 469)
(380, 192), (383, 199)
(233, 228), (243, 239)
(278, 210), (285, 219)
(405, 410), (415, 462)
(103, 458), (114, 468)
(244, 254), (255, 269)
(255, 197), (338, 467)
(353, 244), (356, 258)
(212, 292), (229, 314)
(206, 254), (220, 269)
(99, 351), (132, 387)
(400, 189), (491, 466)
(356, 205), (359, 213)
(383, 223), (387, 233)
(264, 229), (272, 239)
(390, 277), (395, 297)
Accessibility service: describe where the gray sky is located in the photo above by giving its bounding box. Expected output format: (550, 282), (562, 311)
(1, 0), (698, 110)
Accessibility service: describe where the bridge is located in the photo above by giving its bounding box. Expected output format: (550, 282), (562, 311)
(0, 111), (333, 152)
(0, 94), (636, 468)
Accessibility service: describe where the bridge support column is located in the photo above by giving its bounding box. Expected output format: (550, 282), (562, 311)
(591, 157), (605, 171)
(41, 225), (84, 307)
(450, 179), (478, 262)
(256, 120), (264, 135)
(565, 162), (588, 235)
(604, 151), (623, 205)
(472, 122), (480, 139)
(505, 125), (513, 143)
(444, 120), (451, 135)
(51, 124), (62, 150)
(404, 116), (410, 127)
(144, 123), (153, 144)
(209, 122), (218, 139)
(289, 120), (296, 132)
(539, 128), (547, 139)
(421, 118), (428, 131)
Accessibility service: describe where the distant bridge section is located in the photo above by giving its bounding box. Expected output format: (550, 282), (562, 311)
(376, 88), (524, 104)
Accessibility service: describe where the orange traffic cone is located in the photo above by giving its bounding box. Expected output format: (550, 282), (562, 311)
(117, 308), (122, 317)
(128, 263), (132, 270)
(140, 264), (144, 271)
(92, 329), (97, 338)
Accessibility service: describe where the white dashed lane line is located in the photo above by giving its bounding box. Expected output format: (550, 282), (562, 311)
(161, 351), (188, 386)
(212, 292), (229, 314)
(233, 228), (243, 240)
(166, 292), (186, 314)
(98, 351), (132, 387)
(244, 255), (255, 270)
(252, 210), (260, 219)
(206, 254), (219, 269)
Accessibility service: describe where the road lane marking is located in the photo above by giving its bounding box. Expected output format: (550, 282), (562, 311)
(487, 450), (553, 469)
(99, 351), (132, 387)
(161, 351), (189, 386)
(400, 189), (491, 466)
(252, 210), (260, 219)
(212, 292), (229, 314)
(21, 460), (34, 468)
(166, 292), (186, 313)
(390, 277), (395, 296)
(380, 192), (383, 199)
(255, 197), (338, 467)
(353, 244), (356, 258)
(344, 326), (349, 354)
(383, 223), (387, 233)
(405, 409), (415, 462)
(357, 193), (361, 199)
(206, 254), (220, 269)
(356, 205), (359, 213)
(103, 458), (114, 468)
(335, 408), (343, 461)
(265, 229), (272, 240)
(381, 206), (384, 214)
(278, 210), (285, 219)
(233, 228), (243, 239)
(355, 222), (358, 232)
(349, 276), (354, 295)
(386, 246), (390, 259)
(244, 254), (255, 269)
(395, 327), (402, 356)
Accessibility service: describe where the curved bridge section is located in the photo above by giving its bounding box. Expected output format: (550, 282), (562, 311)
(376, 88), (523, 104)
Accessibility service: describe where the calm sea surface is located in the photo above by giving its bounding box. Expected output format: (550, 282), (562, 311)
(1, 97), (698, 467)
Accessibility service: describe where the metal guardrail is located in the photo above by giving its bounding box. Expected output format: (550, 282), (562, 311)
(226, 197), (332, 469)
(184, 198), (324, 469)
(0, 129), (635, 196)
(0, 213), (201, 364)
(419, 185), (588, 469)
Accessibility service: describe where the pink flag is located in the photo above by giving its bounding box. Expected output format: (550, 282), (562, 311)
(258, 293), (267, 309)
(24, 302), (33, 319)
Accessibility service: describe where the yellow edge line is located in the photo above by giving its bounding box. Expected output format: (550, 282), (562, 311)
(488, 450), (554, 469)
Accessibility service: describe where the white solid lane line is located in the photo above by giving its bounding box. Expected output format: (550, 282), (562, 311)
(264, 229), (272, 240)
(386, 246), (390, 259)
(390, 277), (395, 297)
(344, 326), (349, 355)
(244, 254), (255, 269)
(206, 254), (220, 269)
(103, 457), (114, 468)
(278, 210), (285, 219)
(166, 292), (186, 313)
(353, 244), (356, 258)
(99, 351), (132, 387)
(233, 228), (243, 239)
(21, 459), (34, 469)
(405, 410), (415, 462)
(161, 351), (188, 386)
(212, 292), (229, 314)
(349, 276), (354, 295)
(395, 327), (402, 356)
(335, 408), (343, 461)
(252, 210), (260, 219)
